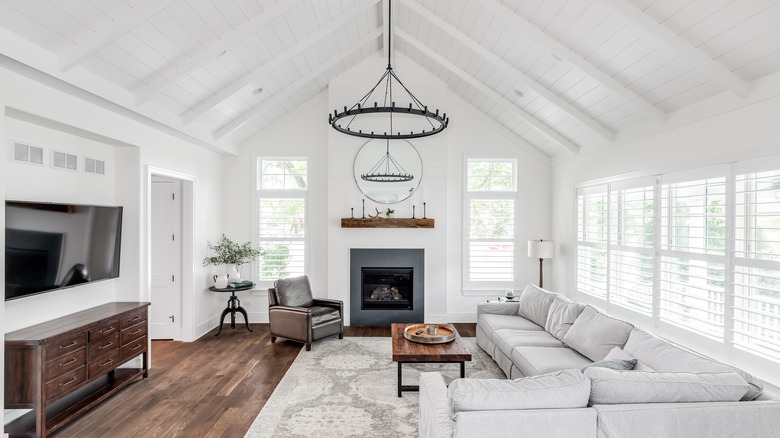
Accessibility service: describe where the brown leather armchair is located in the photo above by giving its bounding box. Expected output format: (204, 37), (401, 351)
(268, 275), (343, 351)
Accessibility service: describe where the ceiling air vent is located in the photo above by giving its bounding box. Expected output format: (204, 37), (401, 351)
(52, 150), (78, 171)
(85, 157), (105, 175)
(12, 142), (44, 165)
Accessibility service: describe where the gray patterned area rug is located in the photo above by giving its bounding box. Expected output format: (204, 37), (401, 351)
(244, 336), (504, 438)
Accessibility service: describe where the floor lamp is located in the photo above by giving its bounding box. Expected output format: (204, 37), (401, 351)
(528, 240), (555, 288)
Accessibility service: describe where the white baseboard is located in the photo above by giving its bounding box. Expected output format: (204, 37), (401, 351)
(194, 315), (220, 340)
(445, 313), (478, 323)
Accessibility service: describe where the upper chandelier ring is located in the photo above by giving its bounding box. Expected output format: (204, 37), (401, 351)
(329, 104), (448, 139)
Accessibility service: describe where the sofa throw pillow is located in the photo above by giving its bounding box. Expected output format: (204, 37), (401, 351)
(603, 347), (654, 371)
(584, 367), (749, 405)
(581, 359), (637, 372)
(544, 295), (585, 341)
(516, 284), (557, 327)
(623, 328), (763, 401)
(562, 306), (633, 361)
(448, 369), (590, 413)
(274, 275), (314, 308)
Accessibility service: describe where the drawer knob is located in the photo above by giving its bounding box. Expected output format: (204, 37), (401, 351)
(59, 357), (79, 367)
(130, 329), (142, 335)
(98, 341), (114, 350)
(100, 327), (116, 335)
(130, 315), (142, 322)
(99, 358), (114, 367)
(129, 343), (143, 351)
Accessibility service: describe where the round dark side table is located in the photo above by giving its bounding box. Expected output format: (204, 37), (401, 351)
(210, 283), (255, 335)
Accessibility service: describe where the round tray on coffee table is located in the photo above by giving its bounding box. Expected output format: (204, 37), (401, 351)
(403, 324), (456, 344)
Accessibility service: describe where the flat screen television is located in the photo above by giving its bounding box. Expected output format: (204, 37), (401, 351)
(5, 201), (123, 301)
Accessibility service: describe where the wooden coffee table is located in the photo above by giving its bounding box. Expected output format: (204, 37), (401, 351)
(391, 323), (472, 397)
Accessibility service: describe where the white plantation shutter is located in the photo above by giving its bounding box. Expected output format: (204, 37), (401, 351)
(256, 197), (305, 280)
(465, 159), (516, 288)
(609, 181), (655, 315)
(468, 198), (515, 282)
(577, 186), (608, 299)
(660, 174), (727, 340)
(734, 170), (780, 359)
(256, 159), (307, 283)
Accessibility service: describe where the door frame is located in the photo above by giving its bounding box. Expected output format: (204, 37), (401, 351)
(145, 166), (196, 342)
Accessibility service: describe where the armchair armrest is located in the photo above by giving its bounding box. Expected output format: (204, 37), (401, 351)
(313, 298), (343, 309)
(269, 305), (311, 314)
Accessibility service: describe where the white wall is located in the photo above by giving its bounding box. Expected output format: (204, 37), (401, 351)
(1, 66), (225, 341)
(549, 72), (780, 384)
(221, 91), (331, 322)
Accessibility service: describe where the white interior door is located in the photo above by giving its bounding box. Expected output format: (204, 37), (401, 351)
(150, 178), (182, 339)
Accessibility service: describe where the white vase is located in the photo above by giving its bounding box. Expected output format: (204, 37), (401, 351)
(225, 264), (240, 282)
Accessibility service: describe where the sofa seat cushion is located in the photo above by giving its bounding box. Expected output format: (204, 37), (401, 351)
(448, 369), (591, 413)
(516, 284), (557, 327)
(563, 306), (633, 361)
(584, 367), (749, 405)
(309, 306), (341, 326)
(623, 328), (763, 401)
(511, 346), (593, 376)
(493, 329), (565, 358)
(478, 313), (544, 335)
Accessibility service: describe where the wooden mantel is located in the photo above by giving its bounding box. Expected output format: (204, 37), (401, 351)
(341, 217), (434, 228)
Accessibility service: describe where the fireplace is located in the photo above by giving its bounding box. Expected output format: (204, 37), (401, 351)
(361, 267), (413, 310)
(350, 248), (424, 326)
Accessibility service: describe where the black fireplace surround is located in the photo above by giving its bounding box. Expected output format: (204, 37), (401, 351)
(350, 248), (424, 326)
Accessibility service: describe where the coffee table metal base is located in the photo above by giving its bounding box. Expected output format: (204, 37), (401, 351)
(397, 361), (465, 397)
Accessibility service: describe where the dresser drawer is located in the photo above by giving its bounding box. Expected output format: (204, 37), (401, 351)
(44, 347), (86, 380)
(89, 320), (120, 342)
(121, 310), (147, 330)
(88, 332), (119, 361)
(121, 323), (148, 345)
(44, 333), (86, 361)
(45, 366), (86, 401)
(88, 350), (121, 379)
(121, 336), (147, 360)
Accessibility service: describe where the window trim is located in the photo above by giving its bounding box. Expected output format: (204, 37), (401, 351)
(463, 157), (518, 292)
(254, 157), (309, 289)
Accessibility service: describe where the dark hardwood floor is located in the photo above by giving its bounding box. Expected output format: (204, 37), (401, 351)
(50, 323), (476, 438)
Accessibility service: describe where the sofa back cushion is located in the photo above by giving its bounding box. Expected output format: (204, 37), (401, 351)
(563, 306), (634, 361)
(274, 275), (314, 308)
(623, 328), (763, 401)
(584, 367), (749, 405)
(516, 284), (556, 327)
(544, 295), (585, 340)
(448, 369), (590, 413)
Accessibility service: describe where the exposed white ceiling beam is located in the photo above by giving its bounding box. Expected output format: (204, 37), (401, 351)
(212, 28), (383, 140)
(182, 0), (381, 125)
(134, 0), (306, 105)
(597, 0), (751, 98)
(395, 30), (579, 155)
(475, 0), (666, 125)
(401, 0), (614, 143)
(59, 0), (178, 72)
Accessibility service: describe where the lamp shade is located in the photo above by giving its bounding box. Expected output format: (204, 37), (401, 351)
(528, 240), (555, 259)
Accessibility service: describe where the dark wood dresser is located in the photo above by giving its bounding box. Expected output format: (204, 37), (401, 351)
(4, 302), (150, 438)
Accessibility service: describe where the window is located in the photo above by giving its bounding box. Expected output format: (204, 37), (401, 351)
(660, 175), (727, 340)
(609, 180), (655, 315)
(465, 159), (516, 288)
(255, 159), (307, 282)
(734, 170), (780, 359)
(575, 160), (780, 369)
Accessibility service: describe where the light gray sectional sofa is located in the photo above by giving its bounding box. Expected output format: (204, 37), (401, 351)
(419, 284), (780, 438)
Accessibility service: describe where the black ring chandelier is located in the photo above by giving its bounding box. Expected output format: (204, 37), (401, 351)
(328, 0), (449, 140)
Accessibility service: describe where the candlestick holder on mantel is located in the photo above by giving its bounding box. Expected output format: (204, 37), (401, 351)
(341, 217), (434, 228)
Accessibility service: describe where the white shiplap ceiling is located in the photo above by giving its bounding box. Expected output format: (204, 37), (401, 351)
(0, 0), (779, 157)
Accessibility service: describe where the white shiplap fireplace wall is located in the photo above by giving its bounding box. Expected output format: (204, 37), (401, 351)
(327, 54), (448, 325)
